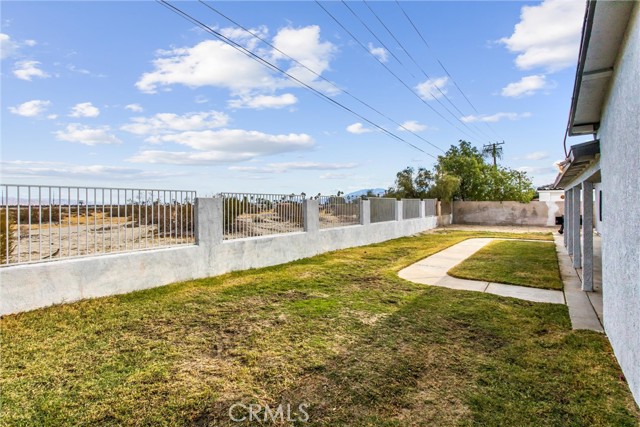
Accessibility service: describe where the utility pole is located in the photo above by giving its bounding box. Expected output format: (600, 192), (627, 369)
(483, 141), (505, 168)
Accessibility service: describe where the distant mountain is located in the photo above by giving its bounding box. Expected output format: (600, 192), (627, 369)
(345, 188), (386, 199)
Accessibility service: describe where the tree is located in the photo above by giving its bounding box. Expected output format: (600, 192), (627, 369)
(385, 167), (434, 199)
(436, 140), (488, 200)
(387, 140), (535, 202)
(483, 167), (536, 202)
(429, 173), (461, 201)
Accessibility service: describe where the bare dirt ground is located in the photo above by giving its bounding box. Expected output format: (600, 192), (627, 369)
(223, 211), (359, 240)
(7, 214), (193, 264)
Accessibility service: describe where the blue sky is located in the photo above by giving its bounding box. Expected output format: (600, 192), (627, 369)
(1, 0), (590, 195)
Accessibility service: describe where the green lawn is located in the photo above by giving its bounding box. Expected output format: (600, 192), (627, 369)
(1, 230), (638, 426)
(448, 240), (564, 290)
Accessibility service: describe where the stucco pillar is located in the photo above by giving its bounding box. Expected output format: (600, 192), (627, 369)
(195, 197), (222, 247)
(419, 200), (426, 218)
(582, 181), (594, 291)
(426, 199), (436, 216)
(566, 189), (573, 253)
(359, 199), (370, 225)
(395, 200), (403, 221)
(303, 199), (319, 233)
(572, 186), (582, 268)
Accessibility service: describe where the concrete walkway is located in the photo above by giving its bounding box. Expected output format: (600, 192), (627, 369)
(399, 237), (603, 331)
(554, 235), (604, 332)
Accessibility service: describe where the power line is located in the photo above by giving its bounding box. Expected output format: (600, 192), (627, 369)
(340, 0), (415, 79)
(482, 141), (504, 168)
(341, 0), (482, 140)
(394, 0), (502, 141)
(156, 0), (437, 159)
(362, 0), (493, 141)
(197, 0), (445, 154)
(338, 0), (483, 141)
(316, 1), (478, 142)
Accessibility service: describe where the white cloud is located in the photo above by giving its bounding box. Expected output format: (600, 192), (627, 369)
(69, 102), (100, 118)
(128, 129), (314, 165)
(156, 129), (312, 151)
(501, 74), (550, 97)
(127, 150), (250, 165)
(461, 112), (532, 123)
(125, 103), (144, 113)
(272, 25), (336, 91)
(228, 93), (297, 110)
(500, 0), (585, 72)
(136, 25), (337, 98)
(54, 124), (122, 146)
(397, 120), (428, 132)
(47, 114), (58, 120)
(220, 25), (269, 51)
(66, 64), (90, 75)
(1, 34), (38, 60)
(194, 95), (208, 104)
(415, 76), (448, 101)
(0, 33), (18, 59)
(523, 151), (549, 161)
(275, 161), (357, 170)
(320, 172), (351, 180)
(346, 122), (373, 134)
(66, 64), (105, 78)
(368, 43), (388, 63)
(121, 110), (230, 142)
(520, 159), (567, 187)
(8, 99), (51, 117)
(13, 60), (49, 81)
(229, 161), (358, 173)
(136, 39), (279, 94)
(1, 160), (180, 180)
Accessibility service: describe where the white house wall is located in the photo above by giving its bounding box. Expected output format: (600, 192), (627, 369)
(598, 3), (640, 404)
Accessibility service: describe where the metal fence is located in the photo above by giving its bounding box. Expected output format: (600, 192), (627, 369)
(402, 199), (421, 219)
(370, 197), (397, 223)
(1, 184), (196, 266)
(317, 196), (360, 229)
(220, 192), (305, 240)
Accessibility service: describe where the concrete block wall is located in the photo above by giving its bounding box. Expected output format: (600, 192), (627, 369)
(0, 198), (438, 315)
(452, 201), (563, 226)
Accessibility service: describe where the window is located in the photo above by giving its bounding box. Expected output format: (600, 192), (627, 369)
(599, 190), (603, 222)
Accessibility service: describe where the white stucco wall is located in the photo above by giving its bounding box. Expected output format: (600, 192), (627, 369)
(538, 190), (565, 202)
(598, 3), (640, 404)
(0, 199), (438, 316)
